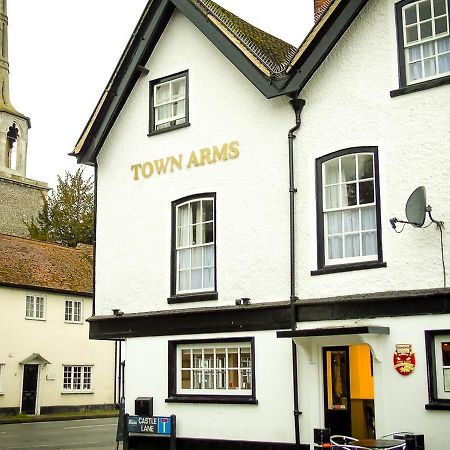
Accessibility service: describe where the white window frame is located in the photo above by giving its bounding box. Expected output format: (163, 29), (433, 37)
(63, 365), (92, 392)
(65, 299), (83, 323)
(434, 335), (450, 399)
(400, 0), (450, 85)
(25, 295), (46, 320)
(0, 364), (4, 394)
(175, 196), (215, 294)
(321, 152), (378, 266)
(176, 342), (253, 396)
(152, 73), (187, 131)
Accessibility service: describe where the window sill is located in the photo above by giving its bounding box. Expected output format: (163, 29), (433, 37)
(390, 75), (450, 97)
(425, 401), (450, 410)
(61, 390), (94, 395)
(64, 321), (83, 325)
(167, 291), (218, 304)
(25, 317), (46, 321)
(148, 122), (190, 137)
(311, 261), (387, 276)
(165, 395), (258, 405)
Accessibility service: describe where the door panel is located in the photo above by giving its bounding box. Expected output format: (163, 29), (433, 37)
(21, 364), (38, 414)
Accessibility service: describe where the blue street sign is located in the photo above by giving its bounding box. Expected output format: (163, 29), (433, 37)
(127, 415), (171, 435)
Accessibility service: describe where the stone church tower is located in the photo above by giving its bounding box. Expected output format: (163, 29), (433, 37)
(0, 0), (48, 237)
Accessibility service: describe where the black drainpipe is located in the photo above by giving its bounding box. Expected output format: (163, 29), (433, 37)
(288, 96), (306, 447)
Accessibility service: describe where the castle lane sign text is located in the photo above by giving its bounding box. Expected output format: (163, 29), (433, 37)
(131, 140), (239, 181)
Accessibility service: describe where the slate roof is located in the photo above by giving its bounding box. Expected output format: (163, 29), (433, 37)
(0, 234), (93, 295)
(191, 0), (297, 77)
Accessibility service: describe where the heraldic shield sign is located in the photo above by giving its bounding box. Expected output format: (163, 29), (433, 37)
(393, 344), (416, 376)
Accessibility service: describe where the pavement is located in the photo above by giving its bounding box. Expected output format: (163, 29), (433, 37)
(0, 409), (119, 425)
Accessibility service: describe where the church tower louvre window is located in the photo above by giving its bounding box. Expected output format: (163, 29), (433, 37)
(0, 0), (48, 238)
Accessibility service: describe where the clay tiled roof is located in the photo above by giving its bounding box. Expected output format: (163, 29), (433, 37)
(0, 234), (93, 295)
(314, 0), (335, 22)
(191, 0), (297, 78)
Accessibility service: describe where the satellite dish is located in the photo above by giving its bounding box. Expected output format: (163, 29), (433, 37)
(405, 186), (427, 227)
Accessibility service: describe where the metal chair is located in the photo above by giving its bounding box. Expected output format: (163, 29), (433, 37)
(330, 435), (370, 449)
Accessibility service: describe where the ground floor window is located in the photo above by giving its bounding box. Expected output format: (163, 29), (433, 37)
(63, 365), (92, 392)
(425, 330), (450, 408)
(167, 338), (256, 404)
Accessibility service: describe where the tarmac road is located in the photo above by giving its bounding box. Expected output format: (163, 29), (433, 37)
(0, 417), (119, 450)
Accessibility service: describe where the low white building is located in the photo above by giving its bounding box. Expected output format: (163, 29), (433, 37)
(73, 0), (450, 449)
(0, 234), (115, 415)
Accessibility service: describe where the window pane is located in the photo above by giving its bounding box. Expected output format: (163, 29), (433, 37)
(344, 210), (359, 232)
(182, 370), (191, 389)
(204, 222), (214, 244)
(193, 350), (202, 368)
(202, 200), (213, 221)
(359, 181), (374, 204)
(156, 104), (172, 121)
(409, 61), (423, 80)
(203, 245), (214, 266)
(434, 0), (447, 17)
(178, 270), (189, 291)
(203, 268), (214, 288)
(192, 224), (202, 245)
(442, 342), (450, 366)
(204, 370), (214, 389)
(443, 368), (450, 392)
(74, 302), (82, 322)
(405, 5), (417, 25)
(182, 349), (191, 368)
(177, 226), (189, 247)
(324, 159), (339, 185)
(327, 211), (342, 235)
(341, 155), (356, 182)
(423, 41), (436, 57)
(191, 201), (200, 225)
(438, 53), (450, 72)
(409, 45), (422, 61)
(435, 16), (448, 34)
(420, 21), (433, 39)
(406, 25), (419, 43)
(362, 231), (377, 256)
(342, 183), (357, 207)
(328, 236), (343, 259)
(240, 348), (251, 367)
(345, 234), (360, 258)
(178, 204), (189, 226)
(216, 349), (226, 368)
(358, 154), (373, 180)
(178, 249), (190, 270)
(228, 369), (239, 389)
(216, 370), (226, 389)
(193, 370), (202, 389)
(191, 269), (202, 289)
(155, 83), (170, 104)
(437, 36), (450, 53)
(204, 349), (214, 368)
(191, 247), (202, 268)
(361, 206), (376, 230)
(419, 1), (432, 20)
(228, 349), (238, 368)
(241, 369), (252, 389)
(325, 185), (340, 209)
(171, 78), (186, 100)
(424, 57), (437, 76)
(173, 100), (185, 117)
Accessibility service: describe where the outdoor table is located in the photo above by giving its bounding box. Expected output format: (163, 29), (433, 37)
(353, 439), (404, 449)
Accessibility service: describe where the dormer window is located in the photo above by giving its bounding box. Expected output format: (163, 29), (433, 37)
(396, 0), (450, 86)
(149, 71), (189, 135)
(6, 123), (18, 170)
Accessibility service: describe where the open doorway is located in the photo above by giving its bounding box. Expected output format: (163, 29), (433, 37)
(323, 344), (375, 439)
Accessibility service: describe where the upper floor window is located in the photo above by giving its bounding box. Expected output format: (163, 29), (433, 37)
(25, 295), (45, 320)
(63, 365), (92, 392)
(65, 300), (83, 323)
(425, 330), (450, 408)
(396, 0), (450, 86)
(149, 71), (189, 134)
(169, 194), (216, 303)
(315, 148), (383, 271)
(167, 338), (256, 404)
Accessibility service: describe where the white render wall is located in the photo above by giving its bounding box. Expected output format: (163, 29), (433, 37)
(0, 286), (115, 412)
(124, 330), (295, 442)
(95, 11), (294, 315)
(297, 0), (450, 298)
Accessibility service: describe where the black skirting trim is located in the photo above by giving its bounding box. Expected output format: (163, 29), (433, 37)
(128, 435), (309, 450)
(0, 407), (19, 416)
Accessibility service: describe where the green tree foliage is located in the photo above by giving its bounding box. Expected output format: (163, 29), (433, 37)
(26, 168), (94, 247)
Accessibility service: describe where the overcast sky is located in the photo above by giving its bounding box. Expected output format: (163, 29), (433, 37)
(8, 0), (313, 188)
